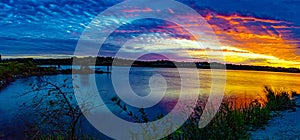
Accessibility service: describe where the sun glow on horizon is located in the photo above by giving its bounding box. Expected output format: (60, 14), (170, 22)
(1, 5), (299, 69)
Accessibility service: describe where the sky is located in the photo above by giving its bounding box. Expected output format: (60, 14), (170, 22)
(0, 0), (300, 68)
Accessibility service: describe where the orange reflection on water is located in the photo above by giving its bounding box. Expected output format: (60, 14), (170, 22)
(221, 70), (300, 108)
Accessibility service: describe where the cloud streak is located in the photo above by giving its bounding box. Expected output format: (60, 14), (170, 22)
(0, 0), (299, 68)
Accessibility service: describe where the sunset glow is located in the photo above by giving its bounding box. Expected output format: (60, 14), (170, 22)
(0, 0), (299, 68)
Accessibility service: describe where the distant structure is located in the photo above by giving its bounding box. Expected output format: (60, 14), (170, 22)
(0, 54), (1, 62)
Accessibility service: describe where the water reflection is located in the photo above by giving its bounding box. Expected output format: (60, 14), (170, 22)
(0, 68), (300, 138)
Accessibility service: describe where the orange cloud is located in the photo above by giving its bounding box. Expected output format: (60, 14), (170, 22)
(109, 8), (300, 67)
(212, 14), (291, 24)
(155, 11), (300, 67)
(202, 12), (300, 63)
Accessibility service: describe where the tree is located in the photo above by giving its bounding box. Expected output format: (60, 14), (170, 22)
(19, 77), (92, 139)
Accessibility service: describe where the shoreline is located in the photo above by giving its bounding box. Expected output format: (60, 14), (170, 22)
(1, 57), (300, 74)
(0, 68), (110, 91)
(0, 78), (13, 91)
(39, 64), (300, 74)
(1, 64), (300, 91)
(251, 95), (300, 139)
(131, 65), (300, 74)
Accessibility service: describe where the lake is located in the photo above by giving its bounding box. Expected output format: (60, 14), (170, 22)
(0, 67), (299, 138)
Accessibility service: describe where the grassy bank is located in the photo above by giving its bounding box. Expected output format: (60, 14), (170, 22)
(165, 86), (298, 139)
(0, 61), (58, 90)
(0, 61), (107, 90)
(111, 86), (298, 139)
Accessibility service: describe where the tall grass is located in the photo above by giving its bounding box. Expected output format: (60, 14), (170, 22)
(112, 86), (298, 139)
(264, 86), (296, 111)
(166, 86), (298, 139)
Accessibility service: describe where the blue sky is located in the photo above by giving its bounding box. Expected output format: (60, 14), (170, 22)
(0, 0), (299, 67)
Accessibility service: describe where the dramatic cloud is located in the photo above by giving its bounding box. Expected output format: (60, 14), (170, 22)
(0, 0), (299, 67)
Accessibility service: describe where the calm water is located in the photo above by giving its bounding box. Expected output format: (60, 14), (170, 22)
(0, 67), (300, 138)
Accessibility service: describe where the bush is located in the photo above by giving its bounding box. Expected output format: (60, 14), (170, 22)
(264, 86), (296, 111)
